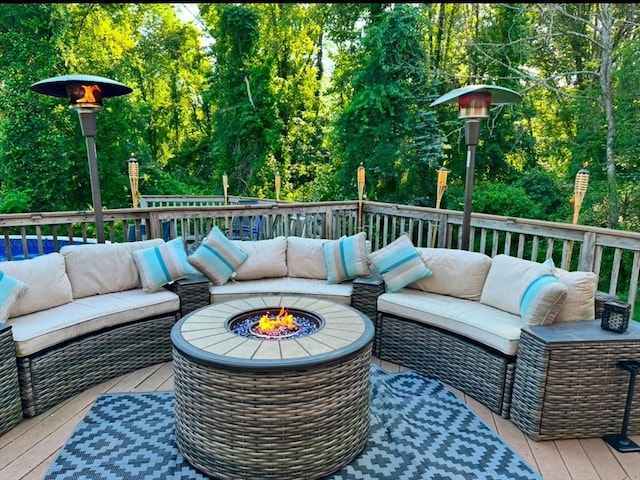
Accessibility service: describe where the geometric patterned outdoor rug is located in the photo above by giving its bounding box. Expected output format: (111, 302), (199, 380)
(44, 364), (542, 480)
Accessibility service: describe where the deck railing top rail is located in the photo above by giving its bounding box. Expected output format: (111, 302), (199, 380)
(1, 197), (639, 318)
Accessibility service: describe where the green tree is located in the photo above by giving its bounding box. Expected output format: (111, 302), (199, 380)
(331, 4), (445, 205)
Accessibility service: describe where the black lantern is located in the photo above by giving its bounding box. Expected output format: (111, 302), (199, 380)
(31, 74), (133, 243)
(601, 300), (631, 333)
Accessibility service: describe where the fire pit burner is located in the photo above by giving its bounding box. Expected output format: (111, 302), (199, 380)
(229, 307), (322, 340)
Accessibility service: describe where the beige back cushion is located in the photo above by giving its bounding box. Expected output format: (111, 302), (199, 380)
(0, 252), (73, 317)
(480, 254), (553, 315)
(61, 239), (164, 298)
(232, 236), (288, 280)
(408, 248), (492, 301)
(286, 237), (329, 280)
(553, 268), (597, 322)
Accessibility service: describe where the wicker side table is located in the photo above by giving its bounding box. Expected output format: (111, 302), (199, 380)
(0, 324), (22, 435)
(166, 274), (210, 316)
(511, 320), (640, 440)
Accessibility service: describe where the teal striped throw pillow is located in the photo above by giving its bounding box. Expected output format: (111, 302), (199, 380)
(323, 232), (370, 284)
(188, 226), (249, 285)
(0, 271), (28, 321)
(367, 234), (432, 293)
(520, 274), (567, 325)
(133, 237), (198, 292)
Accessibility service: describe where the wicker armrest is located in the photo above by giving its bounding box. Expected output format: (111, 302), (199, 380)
(0, 324), (22, 435)
(351, 268), (385, 356)
(165, 274), (211, 317)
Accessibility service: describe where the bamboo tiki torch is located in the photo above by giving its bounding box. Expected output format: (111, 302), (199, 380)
(128, 153), (139, 209)
(432, 166), (450, 246)
(222, 173), (229, 205)
(572, 166), (590, 224)
(357, 165), (365, 232)
(567, 165), (589, 268)
(275, 172), (281, 202)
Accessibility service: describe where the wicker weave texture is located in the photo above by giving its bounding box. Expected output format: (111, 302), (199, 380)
(378, 313), (515, 417)
(351, 273), (385, 355)
(166, 279), (210, 316)
(173, 345), (372, 480)
(0, 325), (22, 435)
(511, 329), (640, 440)
(18, 313), (178, 417)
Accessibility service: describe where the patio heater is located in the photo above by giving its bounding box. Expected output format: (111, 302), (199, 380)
(430, 85), (522, 250)
(357, 164), (366, 232)
(31, 74), (133, 244)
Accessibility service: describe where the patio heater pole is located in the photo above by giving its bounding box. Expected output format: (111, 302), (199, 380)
(31, 74), (132, 244)
(357, 164), (366, 232)
(430, 85), (521, 250)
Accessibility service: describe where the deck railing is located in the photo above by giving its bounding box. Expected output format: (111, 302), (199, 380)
(2, 195), (639, 319)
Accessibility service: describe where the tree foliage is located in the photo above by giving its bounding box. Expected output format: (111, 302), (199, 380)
(0, 3), (639, 233)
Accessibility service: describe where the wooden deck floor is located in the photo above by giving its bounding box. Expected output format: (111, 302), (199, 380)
(0, 357), (638, 480)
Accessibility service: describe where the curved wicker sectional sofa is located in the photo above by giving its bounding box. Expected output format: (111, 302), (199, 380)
(0, 239), (181, 418)
(373, 248), (600, 418)
(0, 230), (606, 437)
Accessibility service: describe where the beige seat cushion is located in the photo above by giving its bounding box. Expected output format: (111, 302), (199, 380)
(409, 248), (491, 301)
(377, 290), (523, 356)
(61, 239), (164, 298)
(0, 253), (73, 317)
(7, 288), (179, 357)
(209, 277), (352, 305)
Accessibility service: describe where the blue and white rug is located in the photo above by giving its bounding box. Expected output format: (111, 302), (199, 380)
(44, 365), (541, 480)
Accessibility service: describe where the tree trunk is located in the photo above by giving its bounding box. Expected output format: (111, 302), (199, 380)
(598, 4), (619, 228)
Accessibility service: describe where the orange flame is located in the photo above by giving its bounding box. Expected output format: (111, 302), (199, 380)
(77, 85), (101, 103)
(67, 84), (103, 106)
(257, 306), (296, 334)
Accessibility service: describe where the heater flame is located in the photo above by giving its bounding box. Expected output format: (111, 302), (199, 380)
(66, 84), (103, 107)
(256, 306), (298, 336)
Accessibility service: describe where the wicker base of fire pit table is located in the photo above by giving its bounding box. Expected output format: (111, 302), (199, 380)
(170, 295), (375, 480)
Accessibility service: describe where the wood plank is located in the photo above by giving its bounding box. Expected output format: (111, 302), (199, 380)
(2, 359), (640, 480)
(554, 439), (601, 480)
(527, 437), (573, 480)
(579, 438), (628, 480)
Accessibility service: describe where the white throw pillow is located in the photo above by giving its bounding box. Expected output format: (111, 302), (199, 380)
(232, 236), (288, 280)
(543, 259), (597, 322)
(61, 239), (164, 298)
(409, 248), (491, 301)
(0, 252), (73, 317)
(286, 236), (329, 280)
(480, 254), (554, 316)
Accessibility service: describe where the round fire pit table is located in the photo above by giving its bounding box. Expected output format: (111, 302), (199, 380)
(170, 295), (374, 480)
